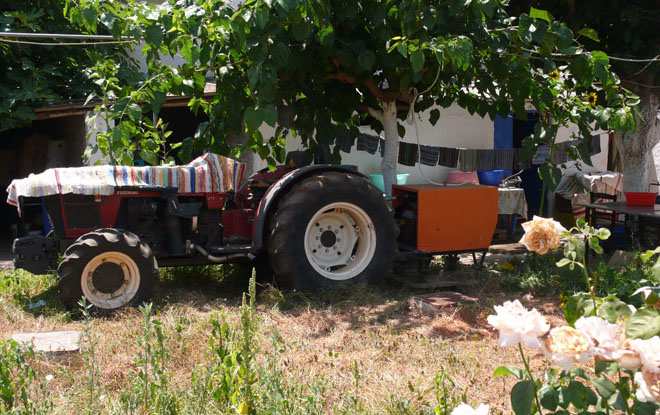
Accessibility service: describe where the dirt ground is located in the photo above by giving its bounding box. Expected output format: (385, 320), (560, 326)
(0, 256), (568, 414)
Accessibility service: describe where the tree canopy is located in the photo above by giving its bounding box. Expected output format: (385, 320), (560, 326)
(68, 0), (636, 194)
(0, 0), (121, 131)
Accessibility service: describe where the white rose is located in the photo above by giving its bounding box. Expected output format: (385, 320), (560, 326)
(487, 300), (550, 349)
(629, 337), (660, 373)
(634, 371), (660, 403)
(545, 326), (593, 371)
(450, 403), (490, 415)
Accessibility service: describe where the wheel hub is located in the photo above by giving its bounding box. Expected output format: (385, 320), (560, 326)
(320, 230), (337, 247)
(80, 251), (141, 310)
(304, 202), (377, 281)
(91, 262), (125, 294)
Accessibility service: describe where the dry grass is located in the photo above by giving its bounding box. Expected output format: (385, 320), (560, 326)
(0, 266), (568, 414)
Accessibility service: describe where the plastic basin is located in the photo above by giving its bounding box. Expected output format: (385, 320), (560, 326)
(369, 173), (410, 193)
(477, 170), (513, 186)
(625, 192), (657, 206)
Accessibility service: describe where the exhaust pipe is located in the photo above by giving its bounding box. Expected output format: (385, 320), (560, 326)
(186, 242), (256, 263)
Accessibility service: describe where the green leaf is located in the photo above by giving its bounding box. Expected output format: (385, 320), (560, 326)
(410, 49), (424, 73)
(396, 42), (408, 58)
(511, 380), (535, 415)
(263, 105), (277, 127)
(244, 107), (263, 131)
(151, 92), (166, 115)
(595, 360), (618, 376)
(139, 149), (159, 166)
(633, 401), (660, 415)
(626, 307), (660, 339)
(608, 391), (628, 411)
(179, 37), (194, 63)
(126, 103), (142, 123)
(358, 50), (376, 70)
(592, 378), (616, 398)
(494, 365), (524, 379)
(597, 296), (632, 323)
(540, 385), (558, 411)
(556, 258), (571, 267)
(563, 293), (601, 325)
(562, 380), (588, 408)
(429, 109), (440, 126)
(578, 28), (600, 42)
(271, 42), (290, 68)
(529, 7), (553, 23)
(538, 163), (563, 191)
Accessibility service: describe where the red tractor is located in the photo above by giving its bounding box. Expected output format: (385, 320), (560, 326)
(8, 153), (398, 311)
(8, 153), (498, 312)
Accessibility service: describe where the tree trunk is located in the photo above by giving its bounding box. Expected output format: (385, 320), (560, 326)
(380, 100), (399, 197)
(618, 88), (660, 192)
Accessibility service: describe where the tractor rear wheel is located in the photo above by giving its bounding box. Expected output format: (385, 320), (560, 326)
(57, 228), (158, 312)
(267, 172), (397, 289)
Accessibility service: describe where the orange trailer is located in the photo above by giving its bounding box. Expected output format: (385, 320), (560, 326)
(392, 184), (498, 264)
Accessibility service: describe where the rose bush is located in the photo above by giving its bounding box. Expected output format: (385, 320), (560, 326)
(486, 217), (660, 415)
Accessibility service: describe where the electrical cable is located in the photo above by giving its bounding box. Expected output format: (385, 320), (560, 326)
(406, 67), (470, 186)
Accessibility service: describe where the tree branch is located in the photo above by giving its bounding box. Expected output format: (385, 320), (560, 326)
(325, 72), (414, 104)
(366, 106), (384, 122)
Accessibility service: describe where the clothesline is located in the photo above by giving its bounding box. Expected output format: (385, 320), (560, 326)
(335, 130), (602, 171)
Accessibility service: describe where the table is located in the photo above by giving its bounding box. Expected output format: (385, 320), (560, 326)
(577, 201), (660, 249)
(498, 188), (528, 219)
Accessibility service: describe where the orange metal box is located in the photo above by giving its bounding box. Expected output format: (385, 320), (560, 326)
(392, 184), (498, 253)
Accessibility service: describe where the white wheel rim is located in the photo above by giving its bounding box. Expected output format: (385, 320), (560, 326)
(80, 251), (141, 309)
(303, 202), (377, 281)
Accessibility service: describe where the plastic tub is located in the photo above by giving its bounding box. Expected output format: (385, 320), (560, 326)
(447, 171), (479, 185)
(477, 170), (513, 186)
(625, 192), (657, 206)
(369, 173), (409, 193)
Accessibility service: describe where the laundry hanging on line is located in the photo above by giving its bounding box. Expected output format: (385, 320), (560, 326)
(357, 133), (380, 154)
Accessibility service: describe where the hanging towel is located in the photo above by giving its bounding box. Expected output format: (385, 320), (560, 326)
(550, 147), (568, 164)
(418, 145), (440, 166)
(459, 149), (478, 172)
(493, 148), (516, 170)
(335, 126), (353, 153)
(590, 135), (601, 156)
(477, 149), (495, 170)
(357, 133), (380, 154)
(437, 147), (459, 168)
(398, 142), (418, 166)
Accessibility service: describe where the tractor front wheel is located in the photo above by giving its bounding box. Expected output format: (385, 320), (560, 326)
(57, 228), (158, 312)
(267, 172), (397, 289)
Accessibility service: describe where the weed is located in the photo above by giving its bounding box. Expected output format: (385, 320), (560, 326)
(79, 298), (100, 415)
(117, 303), (179, 415)
(0, 340), (53, 415)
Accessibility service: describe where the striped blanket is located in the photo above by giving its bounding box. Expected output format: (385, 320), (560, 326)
(6, 153), (245, 211)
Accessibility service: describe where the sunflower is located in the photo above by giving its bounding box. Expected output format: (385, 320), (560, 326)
(549, 69), (560, 81)
(587, 92), (597, 107)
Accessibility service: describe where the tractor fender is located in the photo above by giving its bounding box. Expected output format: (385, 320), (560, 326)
(251, 164), (365, 252)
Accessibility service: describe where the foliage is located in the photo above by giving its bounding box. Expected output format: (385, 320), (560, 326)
(67, 0), (635, 188)
(0, 0), (120, 132)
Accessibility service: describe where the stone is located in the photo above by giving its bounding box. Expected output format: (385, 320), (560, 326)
(11, 330), (80, 353)
(410, 291), (478, 315)
(608, 250), (635, 268)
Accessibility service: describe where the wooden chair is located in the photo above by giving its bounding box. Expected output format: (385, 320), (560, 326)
(589, 192), (620, 252)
